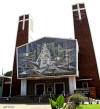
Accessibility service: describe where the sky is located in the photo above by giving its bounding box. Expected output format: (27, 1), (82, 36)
(0, 0), (100, 75)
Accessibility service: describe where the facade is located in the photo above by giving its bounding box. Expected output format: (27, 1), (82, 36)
(17, 37), (78, 96)
(10, 3), (100, 99)
(11, 14), (78, 97)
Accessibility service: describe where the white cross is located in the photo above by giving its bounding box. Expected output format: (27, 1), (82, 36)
(73, 4), (85, 20)
(19, 15), (29, 30)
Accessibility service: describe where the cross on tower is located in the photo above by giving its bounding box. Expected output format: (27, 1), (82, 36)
(73, 4), (85, 20)
(19, 15), (29, 30)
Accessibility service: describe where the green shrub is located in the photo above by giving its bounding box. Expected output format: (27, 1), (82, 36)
(69, 94), (85, 107)
(49, 94), (65, 109)
(50, 93), (56, 101)
(49, 99), (57, 109)
(49, 94), (77, 109)
(56, 95), (65, 108)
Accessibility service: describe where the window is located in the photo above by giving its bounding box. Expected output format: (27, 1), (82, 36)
(47, 87), (53, 93)
(82, 82), (88, 88)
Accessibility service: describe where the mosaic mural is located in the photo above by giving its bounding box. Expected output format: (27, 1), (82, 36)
(17, 37), (78, 78)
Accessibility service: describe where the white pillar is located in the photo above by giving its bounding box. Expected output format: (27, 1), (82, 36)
(21, 80), (27, 96)
(69, 77), (76, 94)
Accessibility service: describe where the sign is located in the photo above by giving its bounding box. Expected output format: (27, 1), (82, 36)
(75, 90), (90, 97)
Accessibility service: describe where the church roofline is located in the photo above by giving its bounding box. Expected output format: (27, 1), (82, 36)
(16, 36), (78, 49)
(17, 74), (78, 80)
(0, 75), (12, 79)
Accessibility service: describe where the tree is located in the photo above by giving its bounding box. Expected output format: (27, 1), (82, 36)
(4, 71), (12, 77)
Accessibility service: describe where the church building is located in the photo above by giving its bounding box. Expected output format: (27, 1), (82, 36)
(10, 3), (100, 101)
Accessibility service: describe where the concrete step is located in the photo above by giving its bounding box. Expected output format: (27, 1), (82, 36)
(2, 96), (50, 104)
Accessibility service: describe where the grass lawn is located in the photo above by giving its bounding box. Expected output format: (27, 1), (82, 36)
(77, 104), (100, 109)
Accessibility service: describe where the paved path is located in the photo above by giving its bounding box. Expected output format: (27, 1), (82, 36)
(0, 104), (51, 109)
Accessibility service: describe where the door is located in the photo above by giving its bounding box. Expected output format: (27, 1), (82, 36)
(2, 84), (10, 97)
(36, 84), (44, 96)
(0, 86), (2, 98)
(55, 83), (64, 95)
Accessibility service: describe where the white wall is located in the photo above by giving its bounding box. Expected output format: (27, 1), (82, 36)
(69, 77), (76, 94)
(21, 80), (27, 96)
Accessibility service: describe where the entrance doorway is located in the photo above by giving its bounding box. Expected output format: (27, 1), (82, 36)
(55, 82), (65, 95)
(35, 84), (45, 96)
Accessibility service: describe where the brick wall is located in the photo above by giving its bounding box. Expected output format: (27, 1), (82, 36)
(11, 15), (29, 96)
(72, 3), (100, 98)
